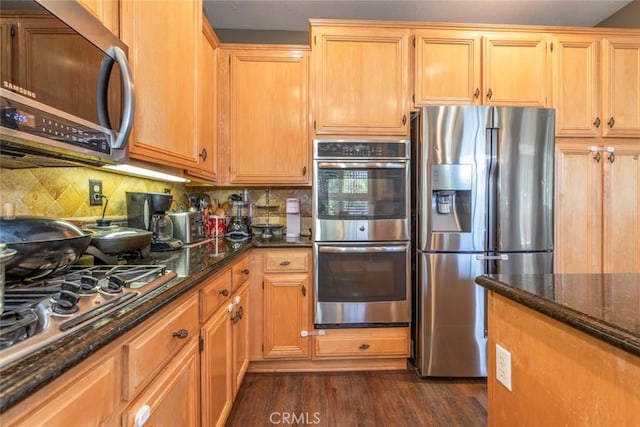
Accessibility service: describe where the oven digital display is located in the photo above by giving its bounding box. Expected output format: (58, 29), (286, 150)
(2, 107), (36, 128)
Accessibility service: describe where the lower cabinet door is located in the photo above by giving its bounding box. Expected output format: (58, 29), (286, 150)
(201, 302), (233, 427)
(122, 338), (200, 427)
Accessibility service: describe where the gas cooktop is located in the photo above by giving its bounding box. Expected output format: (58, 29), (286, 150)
(0, 264), (177, 368)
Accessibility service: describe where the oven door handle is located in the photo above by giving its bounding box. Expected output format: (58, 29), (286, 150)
(316, 162), (406, 169)
(318, 245), (407, 254)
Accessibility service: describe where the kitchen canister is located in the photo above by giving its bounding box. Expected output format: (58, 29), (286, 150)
(207, 215), (227, 237)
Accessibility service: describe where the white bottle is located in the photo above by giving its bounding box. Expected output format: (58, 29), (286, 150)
(285, 198), (300, 239)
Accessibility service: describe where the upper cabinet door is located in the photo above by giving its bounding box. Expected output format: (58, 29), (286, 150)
(120, 0), (201, 169)
(186, 20), (219, 182)
(601, 38), (640, 137)
(311, 25), (410, 136)
(553, 35), (601, 137)
(482, 33), (551, 107)
(222, 47), (310, 185)
(414, 30), (482, 105)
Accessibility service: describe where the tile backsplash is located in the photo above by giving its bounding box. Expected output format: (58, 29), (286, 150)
(0, 167), (312, 232)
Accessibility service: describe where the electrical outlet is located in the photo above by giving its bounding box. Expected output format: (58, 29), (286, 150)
(496, 343), (512, 391)
(89, 179), (103, 206)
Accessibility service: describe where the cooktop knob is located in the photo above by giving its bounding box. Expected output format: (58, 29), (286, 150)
(79, 275), (99, 294)
(51, 290), (80, 315)
(101, 275), (126, 294)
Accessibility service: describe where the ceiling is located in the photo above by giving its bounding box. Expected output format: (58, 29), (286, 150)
(203, 0), (633, 35)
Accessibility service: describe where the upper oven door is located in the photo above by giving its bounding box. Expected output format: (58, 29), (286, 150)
(313, 160), (410, 241)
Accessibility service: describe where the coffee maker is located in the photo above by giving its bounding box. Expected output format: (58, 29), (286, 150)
(126, 192), (183, 251)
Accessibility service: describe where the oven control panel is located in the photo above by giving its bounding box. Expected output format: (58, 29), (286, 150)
(314, 140), (408, 159)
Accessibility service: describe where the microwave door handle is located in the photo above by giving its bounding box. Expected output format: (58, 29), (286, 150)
(317, 162), (406, 169)
(319, 245), (407, 254)
(97, 46), (135, 150)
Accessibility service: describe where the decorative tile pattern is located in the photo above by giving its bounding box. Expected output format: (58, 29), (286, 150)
(0, 168), (313, 230)
(0, 167), (186, 220)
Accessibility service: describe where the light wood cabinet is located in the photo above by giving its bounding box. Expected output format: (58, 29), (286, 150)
(78, 0), (119, 35)
(218, 45), (310, 185)
(199, 255), (251, 426)
(552, 35), (600, 136)
(231, 281), (250, 398)
(482, 32), (551, 107)
(122, 338), (200, 427)
(2, 348), (121, 427)
(553, 34), (640, 137)
(602, 37), (640, 137)
(120, 0), (201, 170)
(414, 29), (481, 105)
(186, 17), (219, 182)
(310, 23), (411, 136)
(123, 293), (199, 401)
(555, 140), (640, 274)
(200, 294), (233, 427)
(250, 248), (312, 360)
(314, 327), (410, 359)
(414, 29), (550, 107)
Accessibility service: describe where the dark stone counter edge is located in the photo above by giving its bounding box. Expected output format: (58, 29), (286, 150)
(476, 275), (640, 358)
(0, 238), (311, 412)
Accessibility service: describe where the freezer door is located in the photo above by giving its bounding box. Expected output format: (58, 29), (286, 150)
(491, 107), (555, 252)
(481, 251), (554, 275)
(415, 252), (487, 377)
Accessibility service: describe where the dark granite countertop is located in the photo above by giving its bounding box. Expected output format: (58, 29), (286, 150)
(476, 273), (640, 357)
(0, 236), (311, 412)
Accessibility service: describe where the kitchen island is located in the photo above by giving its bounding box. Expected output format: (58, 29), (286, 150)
(476, 273), (640, 426)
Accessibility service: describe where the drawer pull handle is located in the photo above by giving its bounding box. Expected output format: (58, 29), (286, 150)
(280, 260), (290, 266)
(359, 344), (370, 350)
(172, 329), (188, 339)
(241, 268), (250, 275)
(219, 289), (229, 297)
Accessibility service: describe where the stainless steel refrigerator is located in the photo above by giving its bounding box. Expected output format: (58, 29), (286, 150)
(412, 105), (555, 377)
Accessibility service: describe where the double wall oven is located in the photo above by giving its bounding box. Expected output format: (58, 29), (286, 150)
(313, 140), (411, 327)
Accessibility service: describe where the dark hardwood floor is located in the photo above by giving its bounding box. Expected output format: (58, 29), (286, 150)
(226, 369), (487, 426)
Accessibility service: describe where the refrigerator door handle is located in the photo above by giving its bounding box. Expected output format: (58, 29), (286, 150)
(475, 254), (508, 261)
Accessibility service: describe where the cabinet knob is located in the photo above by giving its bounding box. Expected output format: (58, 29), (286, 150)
(608, 117), (615, 128)
(280, 260), (290, 266)
(199, 148), (208, 161)
(301, 285), (306, 297)
(486, 88), (493, 100)
(402, 114), (407, 126)
(359, 344), (370, 350)
(172, 329), (188, 339)
(606, 146), (615, 163)
(302, 166), (307, 176)
(593, 117), (601, 128)
(241, 268), (250, 275)
(474, 88), (480, 98)
(219, 289), (229, 297)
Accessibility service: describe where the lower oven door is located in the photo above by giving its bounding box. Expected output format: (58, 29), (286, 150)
(314, 242), (411, 327)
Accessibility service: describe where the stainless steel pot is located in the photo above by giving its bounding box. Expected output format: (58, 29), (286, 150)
(0, 216), (92, 280)
(0, 243), (17, 313)
(84, 224), (152, 254)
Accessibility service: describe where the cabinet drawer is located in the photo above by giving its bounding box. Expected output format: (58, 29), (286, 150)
(314, 328), (410, 358)
(231, 255), (250, 291)
(200, 269), (232, 322)
(264, 250), (309, 273)
(123, 293), (199, 400)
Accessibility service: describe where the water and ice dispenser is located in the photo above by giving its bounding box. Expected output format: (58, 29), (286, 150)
(431, 164), (472, 232)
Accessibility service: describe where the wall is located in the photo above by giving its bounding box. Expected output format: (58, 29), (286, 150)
(597, 0), (640, 28)
(0, 167), (312, 232)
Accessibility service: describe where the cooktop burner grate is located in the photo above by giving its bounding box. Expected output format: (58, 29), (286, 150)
(0, 264), (176, 367)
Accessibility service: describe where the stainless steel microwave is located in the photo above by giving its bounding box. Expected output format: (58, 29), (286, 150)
(0, 0), (134, 168)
